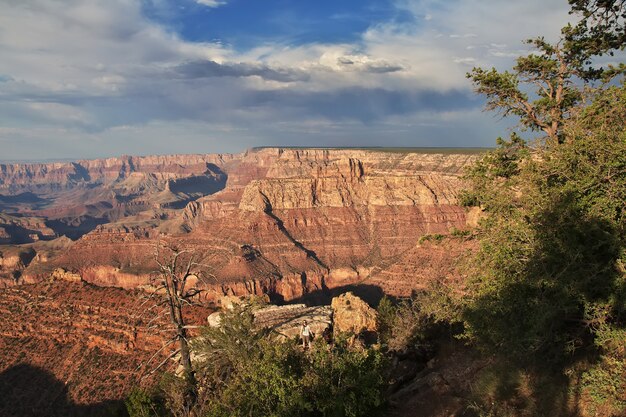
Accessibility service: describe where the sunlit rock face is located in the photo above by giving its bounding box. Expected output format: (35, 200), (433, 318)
(331, 292), (377, 336)
(0, 148), (480, 299)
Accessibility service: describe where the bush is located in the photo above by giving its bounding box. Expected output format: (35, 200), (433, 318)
(303, 338), (388, 417)
(168, 304), (391, 417)
(125, 387), (164, 417)
(419, 234), (445, 244)
(449, 227), (471, 238)
(376, 296), (397, 345)
(204, 341), (308, 417)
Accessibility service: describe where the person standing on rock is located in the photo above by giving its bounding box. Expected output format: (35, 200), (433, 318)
(300, 320), (312, 349)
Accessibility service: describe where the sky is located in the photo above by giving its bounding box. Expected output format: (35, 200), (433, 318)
(0, 0), (576, 160)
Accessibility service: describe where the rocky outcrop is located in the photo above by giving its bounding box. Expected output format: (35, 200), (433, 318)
(0, 227), (10, 244)
(331, 292), (377, 336)
(207, 292), (377, 343)
(253, 304), (333, 340)
(0, 213), (56, 244)
(0, 247), (36, 286)
(49, 267), (82, 283)
(0, 154), (233, 192)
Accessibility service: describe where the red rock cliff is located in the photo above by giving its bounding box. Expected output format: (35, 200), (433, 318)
(14, 148), (480, 301)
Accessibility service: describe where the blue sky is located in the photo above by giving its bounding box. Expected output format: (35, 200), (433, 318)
(0, 0), (573, 160)
(145, 0), (413, 48)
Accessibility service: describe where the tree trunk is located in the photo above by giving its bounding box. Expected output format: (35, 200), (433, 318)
(175, 304), (197, 414)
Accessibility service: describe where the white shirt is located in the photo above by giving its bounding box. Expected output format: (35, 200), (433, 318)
(301, 325), (311, 336)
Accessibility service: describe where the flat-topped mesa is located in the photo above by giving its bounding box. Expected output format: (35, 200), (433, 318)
(239, 174), (462, 211)
(260, 148), (476, 175)
(239, 152), (471, 212)
(172, 150), (480, 301)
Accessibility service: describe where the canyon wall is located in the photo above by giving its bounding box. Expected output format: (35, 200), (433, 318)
(0, 148), (481, 301)
(0, 154), (233, 191)
(0, 148), (482, 411)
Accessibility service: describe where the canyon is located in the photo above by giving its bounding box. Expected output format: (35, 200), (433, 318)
(0, 148), (480, 296)
(0, 147), (482, 410)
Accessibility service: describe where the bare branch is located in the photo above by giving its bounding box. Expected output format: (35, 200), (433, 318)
(141, 348), (181, 379)
(137, 337), (177, 372)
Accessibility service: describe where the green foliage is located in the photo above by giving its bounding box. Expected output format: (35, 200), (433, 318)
(459, 133), (529, 212)
(462, 72), (626, 417)
(159, 372), (198, 417)
(449, 227), (471, 238)
(169, 305), (390, 417)
(577, 310), (626, 416)
(418, 233), (445, 243)
(193, 303), (269, 394)
(376, 296), (397, 345)
(468, 2), (625, 144)
(377, 294), (456, 356)
(467, 41), (581, 143)
(385, 298), (433, 354)
(204, 341), (308, 417)
(460, 3), (626, 415)
(467, 361), (571, 417)
(565, 0), (626, 79)
(462, 75), (626, 364)
(303, 339), (388, 417)
(580, 358), (626, 415)
(125, 387), (164, 417)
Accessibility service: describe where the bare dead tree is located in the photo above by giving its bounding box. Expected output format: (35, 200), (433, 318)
(135, 240), (214, 416)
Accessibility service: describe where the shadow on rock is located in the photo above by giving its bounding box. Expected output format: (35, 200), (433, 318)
(287, 283), (389, 307)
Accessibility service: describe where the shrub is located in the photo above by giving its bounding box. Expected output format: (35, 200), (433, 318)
(419, 234), (446, 244)
(125, 387), (164, 417)
(185, 305), (390, 417)
(303, 338), (388, 417)
(376, 296), (397, 345)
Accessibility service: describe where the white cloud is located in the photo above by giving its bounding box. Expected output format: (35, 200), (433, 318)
(0, 0), (580, 159)
(195, 0), (226, 8)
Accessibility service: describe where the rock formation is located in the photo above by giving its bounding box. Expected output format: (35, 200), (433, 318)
(207, 292), (379, 342)
(0, 148), (484, 411)
(331, 292), (377, 336)
(49, 267), (82, 283)
(0, 148), (480, 298)
(253, 304), (333, 340)
(207, 302), (333, 340)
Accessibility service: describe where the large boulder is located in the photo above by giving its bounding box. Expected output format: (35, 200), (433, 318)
(331, 292), (377, 336)
(207, 311), (222, 327)
(50, 268), (82, 283)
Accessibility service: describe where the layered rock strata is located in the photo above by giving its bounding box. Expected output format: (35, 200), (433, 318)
(2, 148), (480, 300)
(254, 304), (333, 340)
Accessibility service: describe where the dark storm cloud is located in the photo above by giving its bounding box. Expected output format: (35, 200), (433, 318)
(0, 0), (575, 160)
(336, 57), (404, 73)
(246, 87), (478, 122)
(174, 60), (311, 82)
